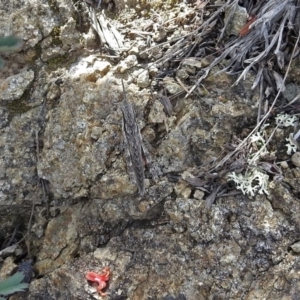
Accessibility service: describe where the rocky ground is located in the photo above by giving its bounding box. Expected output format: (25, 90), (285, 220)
(1, 0), (300, 299)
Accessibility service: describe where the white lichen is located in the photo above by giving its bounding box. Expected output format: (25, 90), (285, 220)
(250, 132), (265, 144)
(228, 169), (269, 197)
(286, 133), (298, 155)
(227, 113), (299, 196)
(248, 131), (270, 164)
(275, 113), (298, 127)
(274, 114), (299, 154)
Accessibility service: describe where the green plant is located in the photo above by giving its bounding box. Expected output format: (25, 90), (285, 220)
(0, 272), (29, 300)
(0, 35), (23, 69)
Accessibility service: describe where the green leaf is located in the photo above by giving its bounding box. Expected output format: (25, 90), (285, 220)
(0, 36), (23, 52)
(0, 272), (29, 296)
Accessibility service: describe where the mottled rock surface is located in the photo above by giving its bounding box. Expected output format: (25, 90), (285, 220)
(1, 1), (300, 300)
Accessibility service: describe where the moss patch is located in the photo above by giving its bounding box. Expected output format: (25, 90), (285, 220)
(51, 26), (62, 46)
(47, 53), (69, 69)
(7, 95), (32, 118)
(47, 0), (60, 13)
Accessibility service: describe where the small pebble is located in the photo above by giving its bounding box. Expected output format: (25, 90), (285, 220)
(194, 190), (205, 200)
(280, 161), (289, 169)
(291, 241), (300, 253)
(291, 152), (300, 167)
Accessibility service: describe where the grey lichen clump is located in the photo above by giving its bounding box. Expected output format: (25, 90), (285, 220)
(0, 35), (23, 68)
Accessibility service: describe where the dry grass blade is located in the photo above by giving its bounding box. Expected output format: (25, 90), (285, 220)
(184, 176), (208, 187)
(183, 0), (299, 96)
(153, 0), (233, 68)
(283, 92), (300, 108)
(88, 7), (124, 55)
(157, 93), (173, 117)
(205, 186), (221, 209)
(89, 7), (106, 45)
(211, 28), (300, 171)
(121, 81), (145, 196)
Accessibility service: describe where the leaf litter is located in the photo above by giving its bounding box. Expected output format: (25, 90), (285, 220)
(84, 0), (300, 203)
(148, 0), (300, 204)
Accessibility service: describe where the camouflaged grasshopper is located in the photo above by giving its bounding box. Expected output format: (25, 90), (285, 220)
(121, 81), (159, 196)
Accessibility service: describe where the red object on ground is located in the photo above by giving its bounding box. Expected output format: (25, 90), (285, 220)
(86, 267), (110, 296)
(239, 16), (258, 37)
